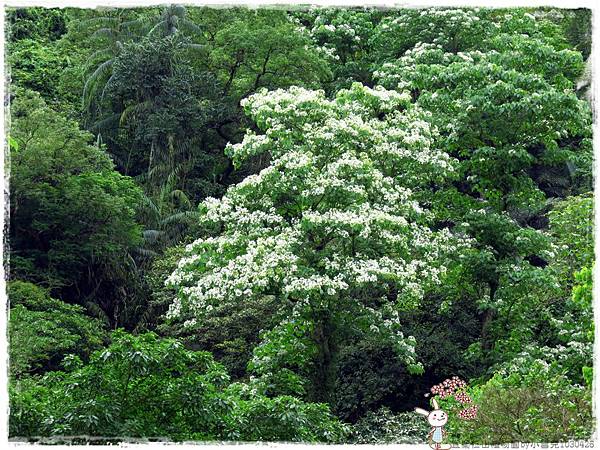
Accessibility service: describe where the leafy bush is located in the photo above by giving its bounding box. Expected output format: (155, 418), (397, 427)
(440, 364), (592, 444)
(332, 338), (416, 421)
(350, 407), (429, 443)
(7, 7), (67, 41)
(8, 281), (106, 377)
(9, 331), (348, 442)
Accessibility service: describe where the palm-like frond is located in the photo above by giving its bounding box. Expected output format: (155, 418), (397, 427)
(84, 47), (116, 69)
(85, 301), (111, 326)
(99, 73), (117, 104)
(132, 246), (159, 258)
(119, 100), (153, 127)
(90, 112), (120, 133)
(76, 15), (122, 33)
(168, 189), (193, 209)
(91, 27), (120, 40)
(82, 59), (114, 110)
(106, 151), (131, 171)
(183, 43), (208, 55)
(159, 210), (200, 226)
(177, 18), (203, 36)
(133, 306), (160, 333)
(147, 19), (169, 38)
(140, 193), (160, 218)
(82, 4), (204, 121)
(142, 229), (163, 243)
(144, 4), (202, 38)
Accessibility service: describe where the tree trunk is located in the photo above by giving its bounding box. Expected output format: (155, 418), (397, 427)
(481, 279), (498, 351)
(311, 311), (336, 403)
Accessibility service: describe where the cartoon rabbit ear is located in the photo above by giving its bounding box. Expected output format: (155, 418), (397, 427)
(431, 398), (440, 410)
(415, 407), (429, 417)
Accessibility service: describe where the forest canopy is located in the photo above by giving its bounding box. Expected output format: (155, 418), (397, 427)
(5, 5), (594, 444)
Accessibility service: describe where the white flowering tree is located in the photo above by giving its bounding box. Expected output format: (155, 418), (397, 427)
(167, 83), (464, 401)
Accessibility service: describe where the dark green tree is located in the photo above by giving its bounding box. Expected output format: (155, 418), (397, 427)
(9, 89), (144, 327)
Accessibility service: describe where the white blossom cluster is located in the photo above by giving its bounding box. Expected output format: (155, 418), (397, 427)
(372, 8), (484, 57)
(373, 7), (577, 98)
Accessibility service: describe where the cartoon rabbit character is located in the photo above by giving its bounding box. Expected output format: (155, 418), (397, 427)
(415, 398), (451, 450)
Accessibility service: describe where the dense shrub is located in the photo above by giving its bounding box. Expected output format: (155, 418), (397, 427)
(8, 281), (106, 377)
(9, 331), (348, 442)
(439, 364), (593, 444)
(350, 407), (429, 443)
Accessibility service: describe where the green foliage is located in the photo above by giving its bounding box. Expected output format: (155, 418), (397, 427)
(332, 339), (412, 421)
(572, 265), (593, 312)
(8, 39), (69, 102)
(7, 9), (88, 117)
(447, 266), (594, 443)
(9, 89), (144, 325)
(376, 19), (589, 207)
(554, 266), (593, 382)
(185, 296), (281, 381)
(6, 5), (594, 443)
(142, 245), (187, 330)
(8, 281), (106, 378)
(7, 7), (68, 41)
(248, 315), (317, 397)
(9, 331), (347, 442)
(485, 264), (593, 390)
(351, 408), (429, 443)
(90, 35), (226, 190)
(441, 365), (592, 444)
(295, 8), (381, 90)
(548, 192), (594, 282)
(137, 174), (203, 257)
(561, 9), (592, 60)
(145, 244), (281, 379)
(582, 366), (592, 387)
(77, 6), (332, 199)
(75, 6), (230, 204)
(374, 8), (591, 219)
(372, 8), (592, 378)
(206, 9), (331, 103)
